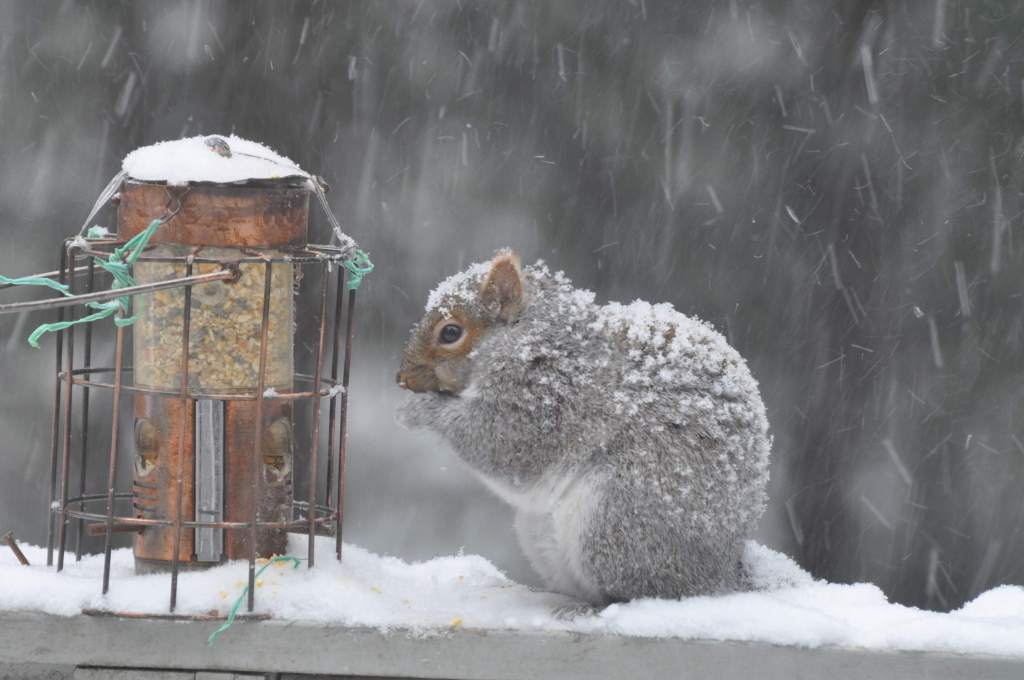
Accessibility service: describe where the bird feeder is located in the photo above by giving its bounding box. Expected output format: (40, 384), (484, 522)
(0, 135), (370, 612)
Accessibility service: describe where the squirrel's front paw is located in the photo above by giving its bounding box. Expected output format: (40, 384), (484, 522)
(551, 602), (599, 621)
(394, 393), (433, 430)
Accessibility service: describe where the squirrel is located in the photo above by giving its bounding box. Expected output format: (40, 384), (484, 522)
(396, 250), (771, 610)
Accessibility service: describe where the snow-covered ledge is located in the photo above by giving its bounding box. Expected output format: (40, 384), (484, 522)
(1, 611), (1022, 680)
(2, 537), (1023, 679)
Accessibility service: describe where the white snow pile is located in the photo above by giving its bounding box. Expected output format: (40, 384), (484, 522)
(1, 537), (1023, 658)
(122, 134), (309, 184)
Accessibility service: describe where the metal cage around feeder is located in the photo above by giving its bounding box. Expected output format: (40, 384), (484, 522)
(0, 136), (368, 614)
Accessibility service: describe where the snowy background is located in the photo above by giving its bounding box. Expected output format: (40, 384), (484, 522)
(1, 0), (1022, 614)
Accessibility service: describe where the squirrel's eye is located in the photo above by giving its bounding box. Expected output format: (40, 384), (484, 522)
(439, 323), (463, 344)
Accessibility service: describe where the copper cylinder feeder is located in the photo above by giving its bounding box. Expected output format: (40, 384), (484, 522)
(0, 135), (368, 613)
(123, 176), (309, 573)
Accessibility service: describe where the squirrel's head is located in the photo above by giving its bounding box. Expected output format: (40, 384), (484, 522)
(397, 249), (525, 396)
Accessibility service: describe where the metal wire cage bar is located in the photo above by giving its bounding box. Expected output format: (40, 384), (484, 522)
(12, 240), (360, 613)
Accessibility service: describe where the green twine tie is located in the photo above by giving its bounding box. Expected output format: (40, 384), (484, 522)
(6, 225), (372, 345)
(3, 219), (163, 348)
(0, 273), (75, 296)
(342, 249), (374, 290)
(207, 555), (303, 646)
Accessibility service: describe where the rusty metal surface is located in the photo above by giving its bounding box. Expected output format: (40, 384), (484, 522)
(45, 243), (69, 567)
(65, 501), (331, 532)
(55, 246), (80, 573)
(2, 531), (30, 566)
(248, 264), (277, 612)
(87, 522), (142, 537)
(127, 396), (293, 572)
(325, 268), (344, 510)
(80, 608), (271, 622)
(100, 320), (127, 594)
(70, 368), (340, 402)
(75, 259), (97, 562)
(224, 399), (293, 563)
(118, 181), (309, 248)
(78, 243), (338, 265)
(306, 263), (330, 567)
(132, 394), (196, 566)
(169, 261), (195, 610)
(335, 288), (357, 561)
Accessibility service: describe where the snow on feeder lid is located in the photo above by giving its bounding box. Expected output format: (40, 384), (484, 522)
(0, 133), (370, 614)
(118, 134), (315, 249)
(122, 134), (310, 185)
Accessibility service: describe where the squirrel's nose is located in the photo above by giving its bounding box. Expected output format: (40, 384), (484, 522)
(396, 371), (409, 390)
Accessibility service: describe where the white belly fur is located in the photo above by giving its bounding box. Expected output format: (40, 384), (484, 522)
(476, 467), (605, 603)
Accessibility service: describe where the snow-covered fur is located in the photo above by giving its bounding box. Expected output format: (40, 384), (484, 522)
(397, 251), (771, 605)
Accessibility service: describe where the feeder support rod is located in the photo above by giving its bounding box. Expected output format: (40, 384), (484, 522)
(2, 532), (30, 566)
(0, 268), (238, 316)
(0, 265), (99, 291)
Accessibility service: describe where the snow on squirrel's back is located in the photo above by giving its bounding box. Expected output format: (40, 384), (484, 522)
(588, 297), (767, 426)
(122, 134), (309, 184)
(592, 299), (751, 394)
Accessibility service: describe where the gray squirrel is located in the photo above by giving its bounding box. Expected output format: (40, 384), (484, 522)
(396, 250), (771, 609)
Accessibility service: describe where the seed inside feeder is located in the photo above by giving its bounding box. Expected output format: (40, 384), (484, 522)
(133, 248), (294, 394)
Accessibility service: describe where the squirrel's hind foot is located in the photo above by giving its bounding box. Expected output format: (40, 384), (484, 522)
(551, 601), (599, 621)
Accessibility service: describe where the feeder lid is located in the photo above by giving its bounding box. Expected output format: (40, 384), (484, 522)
(122, 134), (310, 185)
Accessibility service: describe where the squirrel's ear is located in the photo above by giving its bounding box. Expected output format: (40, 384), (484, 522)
(481, 250), (524, 322)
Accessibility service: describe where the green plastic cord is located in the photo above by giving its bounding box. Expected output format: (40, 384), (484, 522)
(7, 225), (372, 346)
(0, 273), (75, 296)
(342, 249), (374, 290)
(207, 555), (303, 646)
(3, 219), (163, 348)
